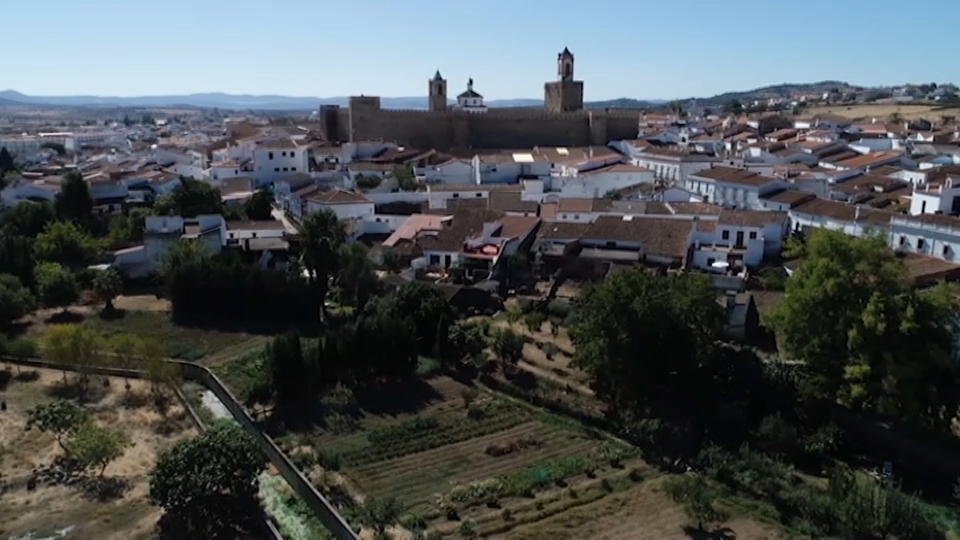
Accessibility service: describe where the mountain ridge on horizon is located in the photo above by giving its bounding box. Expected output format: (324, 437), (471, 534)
(0, 81), (861, 111)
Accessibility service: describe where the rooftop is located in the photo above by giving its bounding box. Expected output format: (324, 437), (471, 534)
(306, 188), (372, 205)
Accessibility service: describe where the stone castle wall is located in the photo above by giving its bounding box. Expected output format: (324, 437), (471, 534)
(320, 97), (643, 150)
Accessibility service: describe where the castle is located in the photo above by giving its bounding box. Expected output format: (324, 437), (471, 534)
(318, 48), (642, 151)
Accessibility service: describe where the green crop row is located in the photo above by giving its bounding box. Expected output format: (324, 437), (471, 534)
(449, 454), (593, 505)
(366, 416), (440, 446)
(345, 410), (534, 466)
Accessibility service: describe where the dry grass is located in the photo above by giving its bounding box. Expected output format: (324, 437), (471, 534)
(0, 365), (197, 540)
(804, 104), (960, 121)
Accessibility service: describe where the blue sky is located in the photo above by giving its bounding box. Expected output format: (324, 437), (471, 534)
(4, 0), (958, 100)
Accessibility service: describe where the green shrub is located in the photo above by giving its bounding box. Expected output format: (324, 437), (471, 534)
(367, 417), (440, 446)
(459, 520), (476, 538)
(540, 342), (560, 359)
(523, 312), (547, 334)
(416, 356), (443, 378)
(316, 447), (343, 471)
(546, 299), (572, 318)
(355, 174), (383, 190)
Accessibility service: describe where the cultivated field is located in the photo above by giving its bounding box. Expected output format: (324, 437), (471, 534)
(272, 375), (779, 539)
(0, 366), (197, 540)
(804, 103), (960, 121)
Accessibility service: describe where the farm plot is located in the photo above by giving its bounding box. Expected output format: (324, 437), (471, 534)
(291, 376), (647, 538)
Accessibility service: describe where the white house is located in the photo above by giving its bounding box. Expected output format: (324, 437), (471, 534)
(419, 158), (475, 185)
(890, 214), (960, 262)
(611, 142), (719, 183)
(113, 214), (226, 278)
(910, 179), (960, 216)
(209, 160), (245, 182)
(253, 139), (309, 187)
(691, 209), (788, 269)
(685, 166), (787, 209)
(552, 162), (654, 198)
(454, 79), (487, 114)
(426, 184), (523, 210)
(225, 220), (288, 243)
(788, 197), (892, 237)
(304, 188), (374, 221)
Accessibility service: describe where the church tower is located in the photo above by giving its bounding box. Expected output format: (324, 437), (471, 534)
(429, 70), (447, 112)
(544, 47), (584, 113)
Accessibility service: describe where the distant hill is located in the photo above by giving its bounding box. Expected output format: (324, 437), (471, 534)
(693, 81), (863, 106)
(0, 82), (862, 111)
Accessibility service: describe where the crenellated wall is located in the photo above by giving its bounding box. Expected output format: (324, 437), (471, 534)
(319, 97), (643, 150)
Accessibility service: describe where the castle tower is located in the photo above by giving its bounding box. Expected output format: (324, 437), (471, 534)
(544, 47), (584, 113)
(558, 47), (575, 81)
(429, 70), (447, 112)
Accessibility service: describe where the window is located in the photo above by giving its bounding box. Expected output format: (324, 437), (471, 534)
(290, 151), (295, 158)
(429, 254), (440, 265)
(274, 167), (280, 172)
(707, 258), (715, 267)
(721, 230), (730, 240)
(918, 238), (926, 250)
(281, 151), (286, 157)
(452, 193), (460, 198)
(268, 152), (274, 160)
(606, 241), (616, 248)
(291, 167), (296, 172)
(252, 232), (257, 238)
(476, 193), (482, 197)
(899, 236), (906, 246)
(944, 245), (950, 256)
(283, 167), (288, 172)
(573, 214), (580, 220)
(749, 231), (757, 240)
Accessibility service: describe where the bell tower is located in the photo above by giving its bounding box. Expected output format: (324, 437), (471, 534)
(429, 70), (447, 112)
(558, 47), (575, 82)
(544, 47), (584, 113)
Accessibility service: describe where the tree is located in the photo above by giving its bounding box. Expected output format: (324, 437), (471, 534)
(35, 262), (79, 310)
(0, 147), (15, 175)
(355, 174), (383, 190)
(378, 281), (453, 356)
(110, 333), (142, 389)
(722, 99), (744, 115)
(337, 243), (380, 309)
(69, 424), (129, 476)
(573, 268), (724, 417)
(140, 337), (178, 401)
(158, 239), (212, 283)
(359, 496), (402, 536)
(492, 328), (526, 364)
(300, 209), (347, 321)
(0, 273), (35, 325)
(25, 400), (91, 452)
(34, 220), (99, 267)
(154, 177), (222, 217)
(447, 321), (487, 365)
(243, 189), (274, 220)
(92, 268), (122, 311)
(393, 165), (417, 191)
(54, 171), (94, 226)
(0, 200), (55, 237)
(43, 324), (104, 400)
(769, 230), (960, 428)
(381, 247), (403, 272)
(0, 227), (37, 288)
(149, 421), (267, 534)
(663, 474), (727, 531)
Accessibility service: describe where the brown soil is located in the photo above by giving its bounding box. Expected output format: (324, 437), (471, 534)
(0, 365), (197, 540)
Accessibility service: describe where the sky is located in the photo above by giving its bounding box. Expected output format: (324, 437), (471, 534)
(3, 0), (959, 101)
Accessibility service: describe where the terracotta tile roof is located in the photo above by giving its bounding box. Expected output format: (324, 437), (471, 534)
(767, 128), (799, 141)
(579, 162), (650, 175)
(761, 189), (816, 207)
(538, 221), (590, 239)
(696, 219), (718, 233)
(539, 202), (558, 220)
(667, 202), (724, 215)
(211, 160), (240, 168)
(718, 209), (788, 228)
(416, 209), (502, 252)
(497, 215), (540, 239)
(256, 138), (297, 149)
(689, 166), (779, 187)
(582, 216), (693, 259)
(832, 174), (906, 195)
(833, 151), (902, 170)
(488, 191), (539, 214)
(870, 165), (903, 177)
(792, 197), (892, 226)
(557, 198), (596, 213)
(383, 214), (451, 247)
(306, 188), (372, 205)
(220, 177), (254, 195)
(895, 213), (960, 230)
